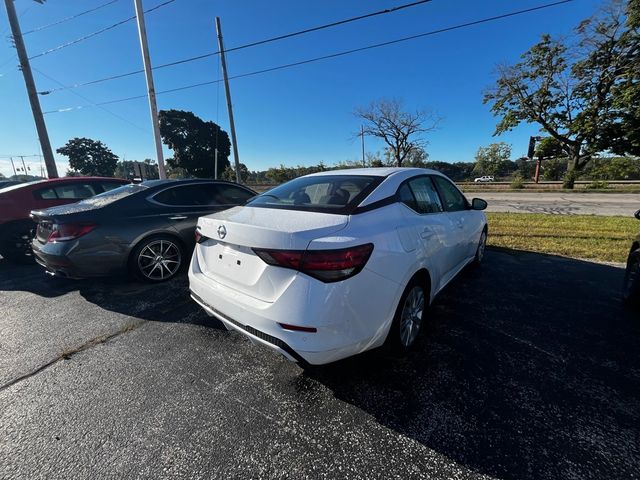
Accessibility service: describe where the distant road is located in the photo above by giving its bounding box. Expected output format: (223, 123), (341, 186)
(478, 192), (640, 216)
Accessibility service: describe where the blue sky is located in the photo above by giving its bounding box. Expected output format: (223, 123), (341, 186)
(0, 0), (601, 177)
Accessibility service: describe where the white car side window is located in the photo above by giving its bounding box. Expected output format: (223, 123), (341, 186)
(408, 177), (443, 214)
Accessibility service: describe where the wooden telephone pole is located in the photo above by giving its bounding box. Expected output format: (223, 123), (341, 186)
(134, 0), (167, 179)
(3, 0), (58, 178)
(215, 17), (241, 183)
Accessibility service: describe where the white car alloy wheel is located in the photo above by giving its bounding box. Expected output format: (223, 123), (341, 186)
(136, 238), (182, 281)
(399, 284), (425, 348)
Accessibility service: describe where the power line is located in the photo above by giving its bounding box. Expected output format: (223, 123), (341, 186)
(37, 0), (436, 95)
(22, 0), (121, 36)
(42, 0), (575, 114)
(32, 67), (147, 132)
(28, 0), (175, 60)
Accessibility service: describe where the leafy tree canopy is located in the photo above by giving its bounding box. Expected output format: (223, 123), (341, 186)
(115, 159), (159, 180)
(56, 137), (118, 177)
(221, 163), (250, 183)
(472, 142), (515, 177)
(159, 109), (231, 178)
(484, 0), (639, 187)
(535, 137), (565, 158)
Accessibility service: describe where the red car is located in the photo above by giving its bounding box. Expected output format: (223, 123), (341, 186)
(0, 177), (129, 263)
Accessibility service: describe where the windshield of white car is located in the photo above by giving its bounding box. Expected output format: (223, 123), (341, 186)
(247, 175), (383, 214)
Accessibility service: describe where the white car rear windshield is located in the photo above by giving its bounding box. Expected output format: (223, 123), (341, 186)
(248, 175), (382, 214)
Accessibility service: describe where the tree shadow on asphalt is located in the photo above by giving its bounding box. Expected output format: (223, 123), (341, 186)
(302, 249), (640, 480)
(0, 259), (221, 328)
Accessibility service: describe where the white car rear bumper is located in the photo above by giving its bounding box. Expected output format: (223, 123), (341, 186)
(188, 250), (399, 365)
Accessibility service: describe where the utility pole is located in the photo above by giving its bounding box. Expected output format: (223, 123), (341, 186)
(9, 157), (16, 176)
(528, 136), (543, 184)
(361, 125), (366, 167)
(216, 17), (241, 183)
(214, 148), (218, 180)
(134, 0), (167, 180)
(4, 0), (58, 178)
(19, 156), (28, 176)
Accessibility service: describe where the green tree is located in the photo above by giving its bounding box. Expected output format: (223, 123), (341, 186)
(484, 0), (639, 188)
(166, 164), (188, 179)
(354, 99), (440, 167)
(542, 158), (568, 181)
(265, 164), (297, 184)
(589, 157), (640, 180)
(159, 109), (231, 178)
(424, 161), (475, 181)
(514, 157), (536, 180)
(535, 137), (564, 159)
(114, 159), (159, 180)
(221, 163), (250, 183)
(472, 142), (514, 178)
(56, 137), (118, 177)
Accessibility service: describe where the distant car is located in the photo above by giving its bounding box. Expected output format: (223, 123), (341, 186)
(623, 209), (640, 306)
(31, 179), (256, 282)
(474, 175), (495, 183)
(189, 167), (488, 365)
(0, 177), (129, 263)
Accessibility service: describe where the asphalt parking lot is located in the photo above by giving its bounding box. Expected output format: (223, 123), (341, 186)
(1, 249), (639, 479)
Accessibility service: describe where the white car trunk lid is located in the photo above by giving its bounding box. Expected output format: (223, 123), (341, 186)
(195, 206), (349, 302)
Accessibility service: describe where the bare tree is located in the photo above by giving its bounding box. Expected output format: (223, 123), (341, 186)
(354, 99), (440, 167)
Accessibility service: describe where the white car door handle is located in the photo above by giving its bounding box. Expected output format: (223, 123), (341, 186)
(420, 228), (435, 239)
(169, 215), (188, 220)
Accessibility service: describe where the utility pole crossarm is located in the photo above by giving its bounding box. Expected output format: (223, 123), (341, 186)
(4, 0), (58, 178)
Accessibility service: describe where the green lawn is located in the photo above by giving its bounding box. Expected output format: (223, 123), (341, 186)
(486, 212), (638, 263)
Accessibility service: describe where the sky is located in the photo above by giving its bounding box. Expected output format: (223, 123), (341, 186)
(0, 0), (603, 178)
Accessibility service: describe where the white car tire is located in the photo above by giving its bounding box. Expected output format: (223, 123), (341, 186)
(386, 276), (428, 352)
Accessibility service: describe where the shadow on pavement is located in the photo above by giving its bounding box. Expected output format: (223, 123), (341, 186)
(0, 258), (222, 328)
(2, 249), (639, 479)
(304, 249), (640, 480)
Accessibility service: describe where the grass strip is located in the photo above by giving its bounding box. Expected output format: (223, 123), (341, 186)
(486, 212), (638, 263)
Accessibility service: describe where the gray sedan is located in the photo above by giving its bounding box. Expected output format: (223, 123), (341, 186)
(31, 179), (256, 282)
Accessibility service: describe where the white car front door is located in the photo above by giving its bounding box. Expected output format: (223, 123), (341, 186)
(396, 176), (462, 292)
(431, 175), (477, 266)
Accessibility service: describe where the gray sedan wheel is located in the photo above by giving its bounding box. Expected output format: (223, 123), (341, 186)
(132, 236), (183, 282)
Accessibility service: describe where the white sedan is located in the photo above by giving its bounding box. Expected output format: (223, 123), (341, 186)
(189, 168), (488, 365)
